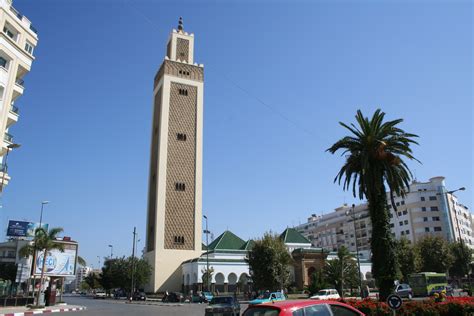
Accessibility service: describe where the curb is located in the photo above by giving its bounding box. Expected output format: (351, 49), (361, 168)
(126, 301), (184, 307)
(0, 306), (86, 316)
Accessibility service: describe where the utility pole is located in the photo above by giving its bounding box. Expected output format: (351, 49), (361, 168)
(130, 227), (136, 301)
(203, 215), (210, 291)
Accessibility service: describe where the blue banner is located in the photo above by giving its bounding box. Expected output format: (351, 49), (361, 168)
(6, 220), (48, 237)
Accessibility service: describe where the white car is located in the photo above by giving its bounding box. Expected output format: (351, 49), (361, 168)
(94, 291), (106, 299)
(310, 289), (341, 300)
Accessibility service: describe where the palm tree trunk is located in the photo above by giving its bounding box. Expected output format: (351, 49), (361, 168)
(367, 181), (398, 301)
(36, 249), (47, 307)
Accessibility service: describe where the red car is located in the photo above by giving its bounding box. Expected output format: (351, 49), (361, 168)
(242, 299), (365, 316)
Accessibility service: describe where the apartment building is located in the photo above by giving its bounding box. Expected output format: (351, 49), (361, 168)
(0, 0), (38, 191)
(72, 266), (92, 291)
(297, 177), (473, 254)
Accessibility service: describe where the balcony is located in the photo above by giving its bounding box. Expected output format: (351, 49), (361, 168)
(7, 105), (19, 127)
(12, 78), (24, 100)
(4, 132), (13, 144)
(15, 78), (24, 87)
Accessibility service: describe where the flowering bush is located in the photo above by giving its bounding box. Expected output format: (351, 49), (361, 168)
(338, 296), (474, 316)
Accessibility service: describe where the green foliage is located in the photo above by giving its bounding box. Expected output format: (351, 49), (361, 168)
(201, 266), (214, 291)
(99, 256), (152, 292)
(0, 262), (17, 282)
(416, 236), (453, 273)
(77, 256), (86, 267)
(327, 109), (419, 300)
(247, 232), (292, 291)
(449, 241), (473, 279)
(323, 246), (359, 298)
(394, 238), (416, 282)
(84, 272), (100, 290)
(306, 270), (328, 296)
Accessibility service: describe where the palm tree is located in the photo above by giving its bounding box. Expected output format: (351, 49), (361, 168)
(20, 227), (65, 307)
(323, 246), (359, 298)
(327, 109), (419, 300)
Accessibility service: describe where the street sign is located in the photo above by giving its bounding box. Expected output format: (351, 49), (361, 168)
(387, 294), (403, 310)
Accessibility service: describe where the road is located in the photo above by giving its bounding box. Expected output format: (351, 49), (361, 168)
(64, 296), (247, 316)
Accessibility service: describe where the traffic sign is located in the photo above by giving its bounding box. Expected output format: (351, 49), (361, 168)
(387, 294), (403, 310)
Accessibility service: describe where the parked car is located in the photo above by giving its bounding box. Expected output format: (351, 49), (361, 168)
(93, 291), (106, 299)
(243, 300), (365, 316)
(132, 291), (147, 301)
(205, 296), (240, 316)
(202, 291), (214, 302)
(162, 292), (184, 303)
(394, 284), (413, 299)
(249, 291), (286, 305)
(429, 285), (453, 297)
(310, 289), (341, 300)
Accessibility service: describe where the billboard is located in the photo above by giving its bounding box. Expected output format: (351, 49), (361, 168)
(6, 220), (48, 238)
(34, 243), (78, 276)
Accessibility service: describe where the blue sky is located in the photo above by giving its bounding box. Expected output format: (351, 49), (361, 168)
(1, 0), (472, 267)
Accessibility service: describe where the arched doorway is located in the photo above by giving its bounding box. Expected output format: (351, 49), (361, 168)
(228, 273), (238, 293)
(307, 267), (316, 285)
(215, 273), (225, 293)
(239, 273), (250, 292)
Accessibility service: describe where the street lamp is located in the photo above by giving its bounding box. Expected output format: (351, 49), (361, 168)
(346, 204), (363, 298)
(0, 143), (21, 194)
(203, 214), (210, 291)
(108, 245), (113, 259)
(39, 201), (49, 229)
(97, 256), (101, 268)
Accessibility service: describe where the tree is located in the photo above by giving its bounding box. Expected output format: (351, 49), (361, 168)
(247, 232), (292, 291)
(0, 262), (17, 283)
(99, 256), (152, 293)
(201, 266), (214, 291)
(323, 246), (359, 298)
(327, 109), (419, 300)
(306, 270), (328, 296)
(84, 272), (100, 290)
(449, 241), (472, 281)
(415, 236), (453, 273)
(77, 256), (86, 267)
(20, 227), (65, 307)
(394, 238), (416, 282)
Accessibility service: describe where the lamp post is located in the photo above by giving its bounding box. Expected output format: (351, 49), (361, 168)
(108, 245), (113, 259)
(0, 143), (21, 194)
(30, 200), (49, 301)
(130, 227), (137, 302)
(97, 256), (101, 268)
(346, 204), (363, 298)
(203, 215), (210, 291)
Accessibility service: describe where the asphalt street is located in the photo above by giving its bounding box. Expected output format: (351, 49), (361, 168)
(64, 296), (247, 316)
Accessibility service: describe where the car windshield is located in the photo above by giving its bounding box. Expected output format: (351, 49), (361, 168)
(316, 290), (328, 295)
(258, 293), (272, 299)
(203, 292), (212, 296)
(433, 286), (444, 290)
(243, 307), (279, 316)
(211, 297), (233, 305)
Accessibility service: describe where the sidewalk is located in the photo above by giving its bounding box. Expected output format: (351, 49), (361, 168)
(0, 304), (86, 316)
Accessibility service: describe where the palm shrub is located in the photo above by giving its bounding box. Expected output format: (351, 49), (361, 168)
(327, 109), (419, 300)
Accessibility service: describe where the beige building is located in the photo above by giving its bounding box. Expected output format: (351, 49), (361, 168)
(144, 18), (204, 292)
(0, 0), (38, 191)
(297, 177), (473, 253)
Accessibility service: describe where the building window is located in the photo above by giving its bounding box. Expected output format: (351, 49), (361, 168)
(174, 236), (185, 244)
(434, 227), (442, 232)
(390, 223), (394, 228)
(425, 227), (430, 232)
(404, 220), (408, 224)
(429, 196), (437, 201)
(0, 57), (6, 68)
(432, 217), (440, 221)
(3, 26), (14, 39)
(398, 212), (401, 216)
(177, 133), (187, 141)
(430, 206), (439, 211)
(401, 201), (405, 205)
(405, 230), (410, 234)
(399, 221), (403, 226)
(422, 207), (427, 212)
(421, 197), (425, 201)
(25, 42), (34, 55)
(401, 231), (405, 236)
(403, 210), (408, 215)
(178, 88), (188, 96)
(178, 70), (190, 76)
(396, 202), (400, 206)
(175, 182), (185, 191)
(423, 217), (428, 222)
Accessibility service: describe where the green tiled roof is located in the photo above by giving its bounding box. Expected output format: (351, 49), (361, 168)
(241, 240), (255, 251)
(207, 230), (246, 250)
(280, 228), (311, 244)
(202, 243), (207, 250)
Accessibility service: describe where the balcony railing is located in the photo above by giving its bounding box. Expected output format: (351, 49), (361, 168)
(15, 78), (24, 87)
(4, 133), (13, 143)
(30, 25), (38, 34)
(10, 105), (19, 114)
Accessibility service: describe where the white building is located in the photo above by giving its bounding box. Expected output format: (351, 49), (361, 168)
(0, 0), (38, 191)
(297, 177), (473, 252)
(72, 266), (92, 291)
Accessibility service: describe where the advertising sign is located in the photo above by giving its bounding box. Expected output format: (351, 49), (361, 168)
(6, 220), (48, 238)
(34, 243), (78, 276)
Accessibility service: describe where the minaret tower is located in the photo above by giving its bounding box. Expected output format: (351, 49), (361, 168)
(145, 18), (204, 292)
